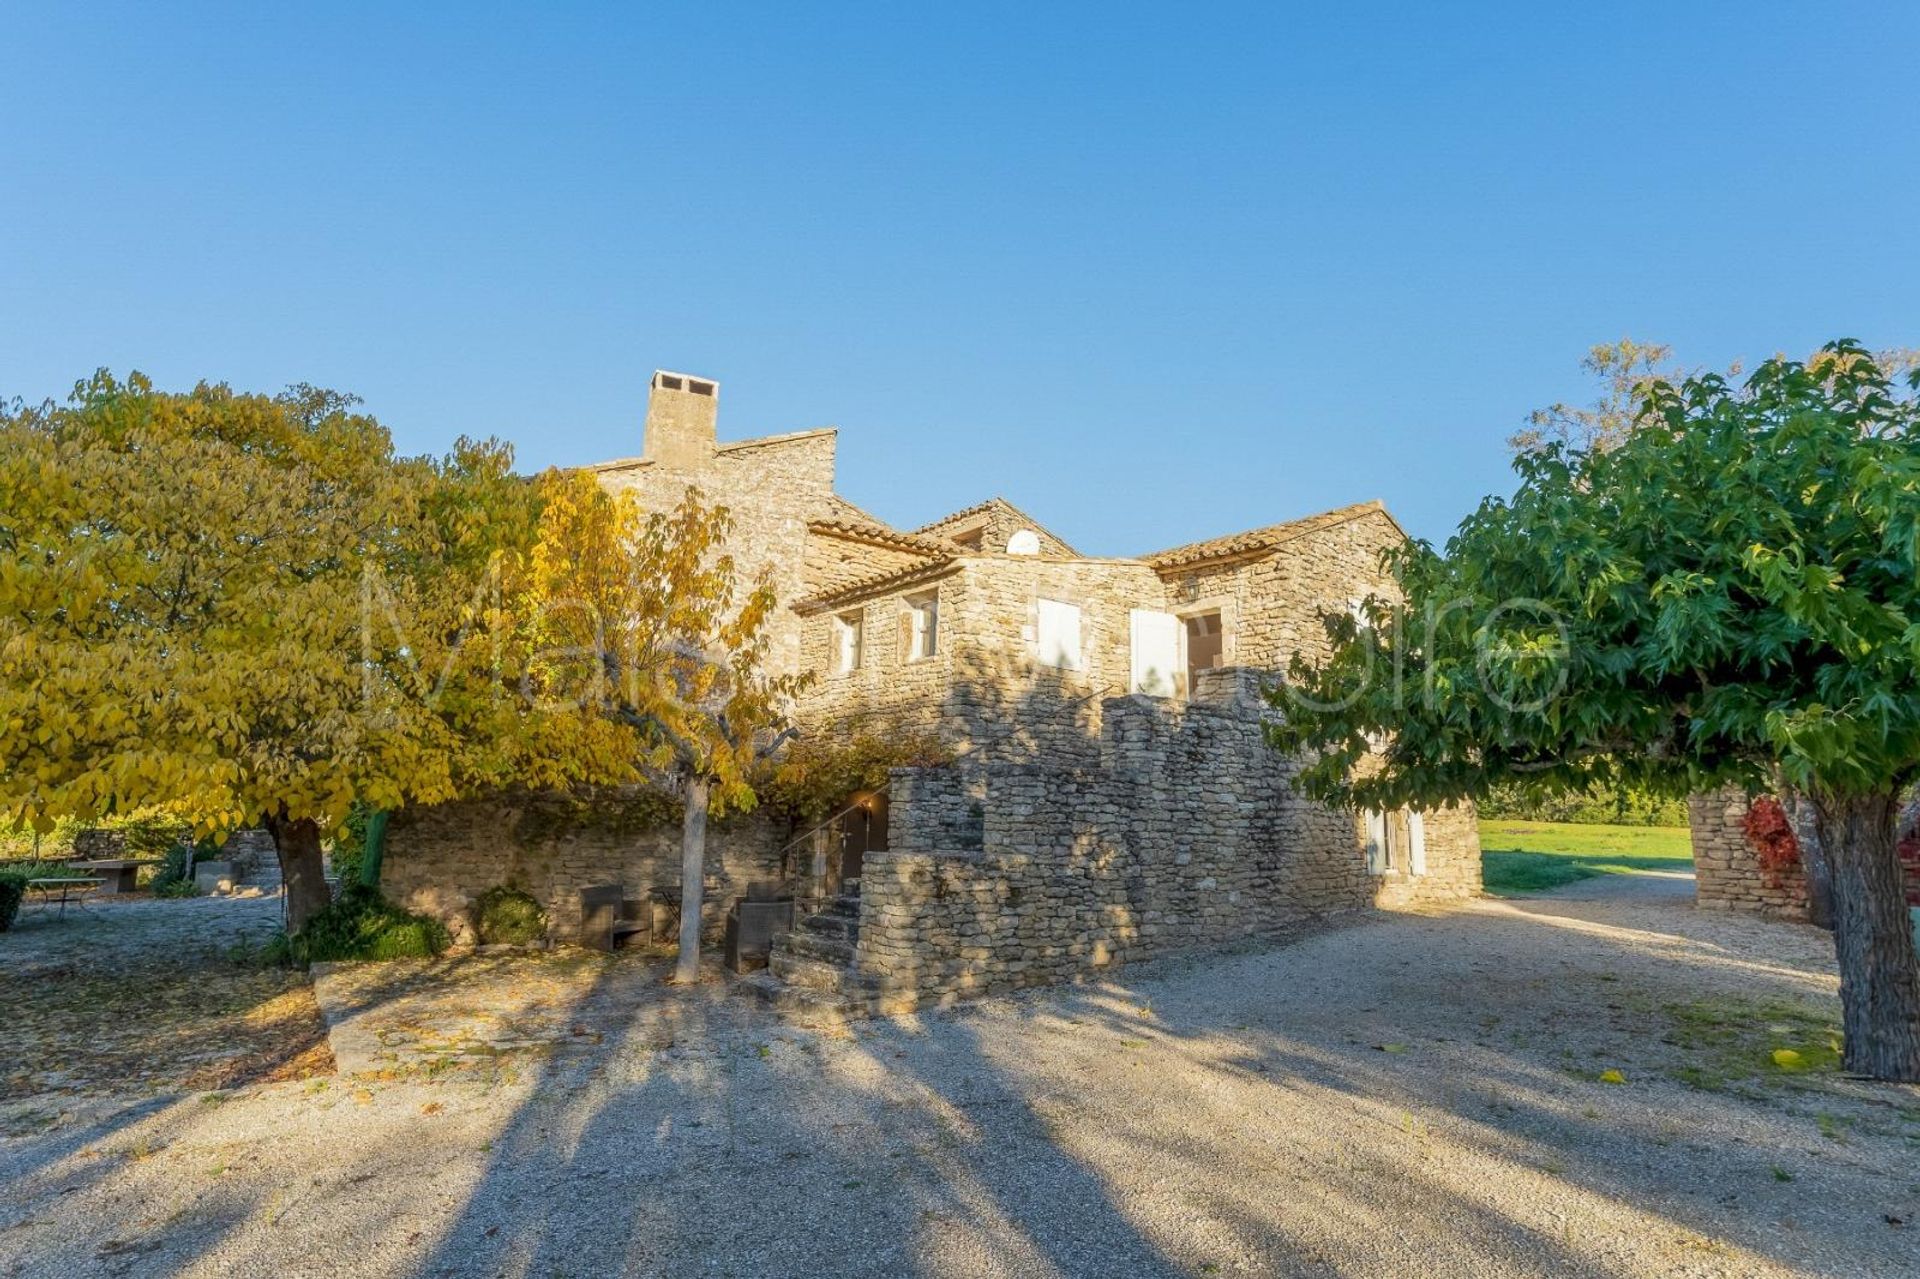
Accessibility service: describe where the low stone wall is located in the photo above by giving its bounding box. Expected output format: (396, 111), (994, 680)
(1689, 789), (1809, 920)
(383, 795), (787, 946)
(856, 671), (1480, 1004)
(1692, 787), (1920, 921)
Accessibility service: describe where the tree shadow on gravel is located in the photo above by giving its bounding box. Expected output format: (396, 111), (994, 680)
(7, 893), (1916, 1278)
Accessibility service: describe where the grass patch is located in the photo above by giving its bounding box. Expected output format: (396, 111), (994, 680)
(1480, 820), (1692, 896)
(1659, 997), (1842, 1093)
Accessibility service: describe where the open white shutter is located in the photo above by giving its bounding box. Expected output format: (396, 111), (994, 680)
(1036, 598), (1083, 670)
(1365, 810), (1388, 874)
(1129, 609), (1181, 696)
(1408, 810), (1427, 876)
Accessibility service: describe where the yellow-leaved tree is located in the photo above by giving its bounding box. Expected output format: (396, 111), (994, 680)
(517, 475), (809, 982)
(0, 373), (543, 930)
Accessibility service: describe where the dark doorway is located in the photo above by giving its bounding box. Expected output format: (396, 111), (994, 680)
(1185, 611), (1223, 692)
(836, 790), (890, 888)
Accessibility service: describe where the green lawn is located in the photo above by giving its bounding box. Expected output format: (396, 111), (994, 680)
(1479, 819), (1694, 896)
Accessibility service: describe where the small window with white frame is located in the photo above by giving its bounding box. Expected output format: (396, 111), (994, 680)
(904, 590), (939, 661)
(1035, 597), (1084, 671)
(831, 609), (863, 675)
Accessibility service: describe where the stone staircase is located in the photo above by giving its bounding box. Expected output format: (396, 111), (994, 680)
(739, 882), (879, 1023)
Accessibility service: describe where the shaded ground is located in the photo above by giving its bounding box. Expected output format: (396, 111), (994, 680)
(0, 896), (332, 1105)
(3, 881), (1917, 1278)
(1480, 820), (1695, 896)
(310, 948), (768, 1076)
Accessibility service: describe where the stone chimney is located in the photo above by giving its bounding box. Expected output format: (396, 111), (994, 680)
(643, 370), (719, 470)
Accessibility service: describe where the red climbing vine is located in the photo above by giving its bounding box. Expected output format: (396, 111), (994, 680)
(1742, 796), (1802, 891)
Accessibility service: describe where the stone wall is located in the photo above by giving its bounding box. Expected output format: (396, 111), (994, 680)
(797, 508), (1408, 770)
(798, 554), (1204, 764)
(382, 797), (787, 946)
(1166, 506), (1404, 674)
(1689, 789), (1809, 920)
(1692, 786), (1920, 920)
(854, 669), (1480, 1005)
(595, 429), (838, 681)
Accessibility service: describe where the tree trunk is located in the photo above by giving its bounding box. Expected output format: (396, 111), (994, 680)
(672, 775), (710, 985)
(1812, 788), (1920, 1082)
(1784, 787), (1835, 929)
(263, 812), (332, 935)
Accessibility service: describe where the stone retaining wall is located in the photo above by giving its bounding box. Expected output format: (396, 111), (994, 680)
(383, 797), (786, 946)
(856, 669), (1480, 1004)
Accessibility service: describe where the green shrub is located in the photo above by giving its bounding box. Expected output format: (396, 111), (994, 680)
(0, 871), (27, 933)
(473, 885), (546, 946)
(328, 803), (374, 885)
(1478, 780), (1688, 827)
(270, 884), (450, 966)
(148, 840), (202, 897)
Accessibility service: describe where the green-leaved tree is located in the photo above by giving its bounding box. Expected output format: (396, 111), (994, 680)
(1271, 342), (1920, 1081)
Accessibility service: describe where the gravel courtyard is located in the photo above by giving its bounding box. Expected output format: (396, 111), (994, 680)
(3, 878), (1916, 1279)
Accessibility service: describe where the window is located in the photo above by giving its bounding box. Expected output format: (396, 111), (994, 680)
(904, 591), (938, 661)
(1364, 810), (1389, 874)
(1364, 809), (1427, 876)
(832, 610), (863, 675)
(1036, 598), (1084, 671)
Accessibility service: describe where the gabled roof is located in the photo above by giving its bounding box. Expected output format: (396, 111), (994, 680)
(1141, 501), (1404, 571)
(914, 496), (1080, 556)
(806, 516), (955, 558)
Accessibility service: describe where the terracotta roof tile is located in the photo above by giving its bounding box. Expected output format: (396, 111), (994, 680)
(1141, 501), (1401, 569)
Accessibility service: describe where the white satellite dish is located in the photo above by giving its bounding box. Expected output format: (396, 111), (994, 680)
(1006, 529), (1041, 556)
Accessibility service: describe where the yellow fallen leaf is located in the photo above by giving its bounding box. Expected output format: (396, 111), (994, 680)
(1598, 1069), (1626, 1085)
(1771, 1048), (1805, 1071)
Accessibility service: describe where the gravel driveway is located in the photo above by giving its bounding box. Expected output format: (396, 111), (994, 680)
(3, 875), (1915, 1278)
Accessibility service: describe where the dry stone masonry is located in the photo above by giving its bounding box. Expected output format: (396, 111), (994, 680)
(385, 367), (1485, 1006)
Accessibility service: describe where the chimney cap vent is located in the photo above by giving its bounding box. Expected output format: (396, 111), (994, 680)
(652, 370), (717, 398)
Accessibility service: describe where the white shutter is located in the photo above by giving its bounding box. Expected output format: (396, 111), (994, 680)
(1036, 598), (1083, 670)
(1408, 810), (1428, 876)
(1130, 609), (1181, 696)
(1365, 810), (1388, 875)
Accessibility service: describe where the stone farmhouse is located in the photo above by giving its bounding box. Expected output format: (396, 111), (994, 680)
(386, 372), (1481, 1014)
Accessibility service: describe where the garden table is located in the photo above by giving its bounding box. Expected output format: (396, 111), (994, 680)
(26, 877), (103, 917)
(66, 858), (160, 894)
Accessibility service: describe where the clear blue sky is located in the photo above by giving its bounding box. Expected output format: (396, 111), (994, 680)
(4, 2), (1916, 551)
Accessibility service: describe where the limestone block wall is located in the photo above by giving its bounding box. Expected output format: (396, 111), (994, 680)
(1165, 507), (1403, 676)
(1689, 790), (1805, 919)
(1692, 786), (1920, 920)
(797, 555), (1176, 763)
(855, 672), (1480, 1004)
(803, 531), (931, 597)
(596, 430), (838, 681)
(382, 797), (786, 946)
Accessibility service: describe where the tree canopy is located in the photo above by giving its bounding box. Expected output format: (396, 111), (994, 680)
(0, 372), (540, 925)
(1270, 340), (1920, 1079)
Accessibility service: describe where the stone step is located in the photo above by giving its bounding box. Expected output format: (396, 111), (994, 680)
(799, 912), (860, 943)
(769, 950), (872, 994)
(735, 972), (866, 1026)
(777, 929), (855, 966)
